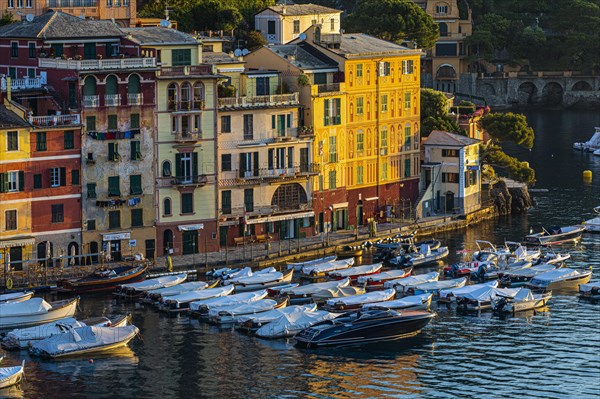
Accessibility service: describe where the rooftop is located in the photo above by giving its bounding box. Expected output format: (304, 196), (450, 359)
(122, 27), (199, 46)
(0, 11), (123, 39)
(320, 33), (417, 58)
(267, 42), (338, 70)
(203, 52), (241, 65)
(425, 130), (481, 147)
(0, 104), (28, 129)
(261, 3), (341, 16)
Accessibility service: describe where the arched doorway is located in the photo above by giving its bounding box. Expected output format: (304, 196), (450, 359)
(445, 191), (455, 213)
(67, 242), (79, 266)
(89, 241), (99, 264)
(271, 184), (308, 239)
(37, 241), (53, 266)
(163, 229), (174, 254)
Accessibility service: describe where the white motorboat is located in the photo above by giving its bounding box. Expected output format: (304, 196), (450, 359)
(499, 264), (558, 287)
(0, 291), (34, 304)
(579, 282), (600, 299)
(114, 273), (187, 298)
(408, 277), (467, 296)
(438, 280), (499, 303)
(300, 258), (355, 279)
(457, 285), (521, 311)
(208, 298), (287, 324)
(223, 267), (276, 283)
(527, 268), (592, 291)
(327, 263), (382, 283)
(0, 360), (24, 389)
(324, 289), (396, 311)
(357, 268), (413, 291)
(281, 278), (350, 303)
(287, 256), (336, 271)
(584, 206), (600, 233)
(363, 293), (433, 310)
(255, 310), (338, 339)
(384, 272), (440, 294)
(225, 269), (294, 292)
(493, 288), (552, 313)
(1, 314), (129, 350)
(573, 127), (600, 152)
(523, 225), (586, 246)
(236, 304), (318, 330)
(388, 245), (449, 268)
(29, 325), (139, 358)
(142, 281), (211, 303)
(0, 297), (79, 329)
(159, 285), (235, 312)
(189, 290), (268, 316)
(311, 286), (366, 304)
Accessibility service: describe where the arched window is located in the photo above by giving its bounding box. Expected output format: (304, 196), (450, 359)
(181, 82), (191, 110)
(163, 229), (174, 254)
(68, 241), (79, 266)
(89, 241), (99, 264)
(439, 22), (448, 37)
(193, 82), (204, 109)
(162, 160), (172, 177)
(37, 241), (53, 265)
(271, 183), (307, 210)
(105, 75), (118, 95)
(83, 76), (96, 96)
(128, 74), (140, 94)
(168, 83), (178, 111)
(164, 198), (172, 216)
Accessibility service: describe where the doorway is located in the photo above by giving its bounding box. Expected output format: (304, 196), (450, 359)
(110, 240), (122, 262)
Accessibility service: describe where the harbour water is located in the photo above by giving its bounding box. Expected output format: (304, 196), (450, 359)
(2, 109), (600, 399)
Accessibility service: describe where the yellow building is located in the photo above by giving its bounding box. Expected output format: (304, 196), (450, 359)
(254, 3), (341, 45)
(0, 101), (34, 272)
(418, 130), (481, 217)
(124, 27), (220, 256)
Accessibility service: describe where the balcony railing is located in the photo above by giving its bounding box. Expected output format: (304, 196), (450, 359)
(83, 95), (99, 108)
(218, 93), (299, 108)
(172, 175), (208, 187)
(48, 0), (98, 6)
(31, 114), (81, 127)
(105, 94), (121, 107)
(174, 131), (202, 143)
(317, 83), (341, 93)
(298, 125), (314, 137)
(158, 65), (212, 77)
(39, 57), (156, 71)
(127, 93), (143, 105)
(1, 77), (42, 91)
(167, 100), (205, 112)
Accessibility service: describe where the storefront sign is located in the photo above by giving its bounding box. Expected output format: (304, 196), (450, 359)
(129, 239), (137, 247)
(102, 232), (131, 241)
(177, 224), (204, 231)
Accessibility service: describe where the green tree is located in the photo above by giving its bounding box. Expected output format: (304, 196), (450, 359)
(420, 88), (461, 137)
(0, 12), (13, 27)
(245, 30), (267, 51)
(190, 0), (243, 33)
(484, 144), (536, 184)
(421, 116), (462, 138)
(479, 112), (534, 148)
(344, 0), (439, 49)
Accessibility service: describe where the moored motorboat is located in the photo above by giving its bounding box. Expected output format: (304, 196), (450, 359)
(255, 310), (338, 339)
(266, 283), (299, 297)
(499, 264), (558, 288)
(287, 256), (336, 271)
(0, 297), (79, 329)
(363, 293), (433, 311)
(384, 272), (440, 295)
(159, 285), (235, 312)
(300, 258), (355, 279)
(573, 127), (600, 152)
(311, 286), (366, 304)
(457, 286), (521, 311)
(295, 308), (435, 348)
(438, 280), (499, 303)
(29, 325), (139, 358)
(527, 268), (592, 291)
(280, 278), (351, 304)
(58, 263), (148, 294)
(327, 263), (382, 283)
(189, 290), (268, 317)
(0, 361), (24, 389)
(336, 245), (364, 258)
(208, 297), (288, 325)
(584, 206), (600, 233)
(237, 304), (318, 332)
(114, 273), (187, 299)
(357, 268), (413, 291)
(388, 245), (449, 268)
(323, 289), (395, 311)
(492, 288), (552, 313)
(142, 280), (214, 303)
(0, 291), (34, 304)
(226, 269), (294, 292)
(522, 225), (586, 246)
(579, 282), (600, 299)
(407, 277), (467, 297)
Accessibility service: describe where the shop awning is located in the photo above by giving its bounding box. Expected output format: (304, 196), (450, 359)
(246, 211), (314, 225)
(331, 202), (349, 210)
(0, 237), (35, 249)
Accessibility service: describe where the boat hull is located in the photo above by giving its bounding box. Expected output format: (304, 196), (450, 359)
(59, 265), (147, 294)
(523, 226), (585, 246)
(0, 298), (79, 330)
(0, 367), (24, 389)
(527, 273), (592, 291)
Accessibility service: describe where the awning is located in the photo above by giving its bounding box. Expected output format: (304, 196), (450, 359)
(178, 224), (204, 231)
(331, 202), (349, 210)
(365, 197), (379, 201)
(0, 237), (35, 249)
(102, 232), (131, 241)
(246, 211), (314, 225)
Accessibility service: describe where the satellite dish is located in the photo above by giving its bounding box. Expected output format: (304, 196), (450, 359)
(299, 33), (307, 41)
(241, 49), (249, 56)
(26, 14), (34, 22)
(233, 49), (242, 57)
(159, 19), (170, 27)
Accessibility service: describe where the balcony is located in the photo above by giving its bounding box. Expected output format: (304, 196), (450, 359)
(158, 65), (212, 78)
(219, 164), (318, 187)
(1, 77), (42, 91)
(317, 83), (341, 93)
(39, 57), (156, 71)
(172, 175), (208, 187)
(167, 100), (205, 112)
(174, 131), (202, 143)
(30, 114), (81, 127)
(104, 94), (121, 107)
(218, 93), (299, 109)
(127, 93), (143, 105)
(297, 125), (314, 137)
(83, 95), (99, 108)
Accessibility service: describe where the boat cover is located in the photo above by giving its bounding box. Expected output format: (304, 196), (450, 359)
(512, 288), (535, 301)
(505, 264), (556, 278)
(148, 281), (209, 298)
(301, 258), (354, 275)
(287, 256), (336, 271)
(209, 299), (278, 318)
(326, 288), (395, 307)
(5, 317), (85, 342)
(191, 290), (268, 312)
(313, 286), (365, 300)
(328, 263), (382, 278)
(0, 298), (52, 317)
(255, 310), (338, 338)
(439, 280), (499, 299)
(30, 325), (138, 357)
(579, 282), (600, 293)
(420, 244), (432, 256)
(224, 268), (277, 284)
(462, 286), (520, 301)
(236, 304), (317, 325)
(120, 274), (187, 292)
(282, 278), (350, 296)
(531, 268), (582, 282)
(412, 277), (467, 292)
(383, 272), (439, 289)
(225, 272), (283, 286)
(163, 285), (234, 305)
(357, 269), (410, 284)
(0, 291), (32, 303)
(363, 293), (432, 309)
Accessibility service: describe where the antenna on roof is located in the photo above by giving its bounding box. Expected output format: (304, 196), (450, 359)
(25, 14), (34, 22)
(241, 48), (249, 56)
(233, 49), (242, 57)
(299, 33), (307, 41)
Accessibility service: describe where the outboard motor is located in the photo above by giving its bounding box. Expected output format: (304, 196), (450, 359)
(493, 297), (508, 312)
(474, 263), (488, 283)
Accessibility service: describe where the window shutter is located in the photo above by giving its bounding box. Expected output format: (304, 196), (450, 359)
(175, 153), (182, 178)
(253, 152), (259, 176)
(60, 167), (66, 186)
(192, 152), (198, 178)
(286, 113), (291, 128)
(268, 149), (274, 170)
(0, 173), (5, 193)
(335, 99), (341, 124)
(18, 171), (24, 191)
(108, 143), (115, 161)
(287, 147), (293, 168)
(324, 99), (330, 125)
(239, 153), (247, 177)
(271, 115), (276, 129)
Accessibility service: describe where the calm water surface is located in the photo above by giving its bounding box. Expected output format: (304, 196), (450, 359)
(2, 110), (600, 399)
